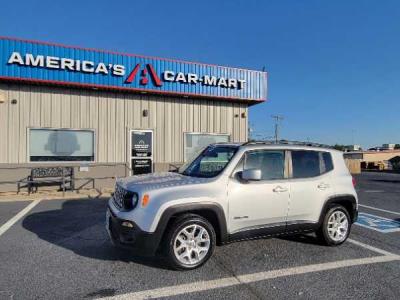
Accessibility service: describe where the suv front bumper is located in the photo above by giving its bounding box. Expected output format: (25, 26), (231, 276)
(106, 206), (160, 256)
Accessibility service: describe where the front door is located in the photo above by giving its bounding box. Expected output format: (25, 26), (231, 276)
(130, 130), (153, 175)
(227, 150), (290, 234)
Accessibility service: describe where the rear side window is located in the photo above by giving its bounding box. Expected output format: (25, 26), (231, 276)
(291, 150), (334, 178)
(322, 152), (334, 173)
(292, 150), (320, 178)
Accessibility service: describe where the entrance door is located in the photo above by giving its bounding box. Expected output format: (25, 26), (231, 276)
(130, 130), (153, 175)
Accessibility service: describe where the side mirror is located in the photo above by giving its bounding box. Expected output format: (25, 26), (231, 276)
(241, 169), (262, 181)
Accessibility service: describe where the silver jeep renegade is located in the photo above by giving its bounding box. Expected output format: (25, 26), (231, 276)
(106, 142), (358, 270)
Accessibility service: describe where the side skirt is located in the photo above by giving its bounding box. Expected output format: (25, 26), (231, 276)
(226, 222), (319, 244)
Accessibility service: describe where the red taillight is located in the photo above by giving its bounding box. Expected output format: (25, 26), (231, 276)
(352, 177), (356, 187)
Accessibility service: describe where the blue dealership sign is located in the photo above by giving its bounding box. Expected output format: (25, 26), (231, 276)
(0, 37), (267, 102)
(356, 212), (400, 233)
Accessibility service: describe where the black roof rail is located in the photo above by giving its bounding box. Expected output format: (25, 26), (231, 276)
(242, 140), (333, 149)
(241, 140), (275, 146)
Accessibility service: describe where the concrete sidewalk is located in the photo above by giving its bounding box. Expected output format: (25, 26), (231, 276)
(0, 188), (113, 202)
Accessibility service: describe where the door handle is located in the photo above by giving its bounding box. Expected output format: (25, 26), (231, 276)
(317, 183), (330, 190)
(273, 186), (288, 193)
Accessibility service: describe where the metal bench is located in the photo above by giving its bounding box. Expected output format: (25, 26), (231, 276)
(17, 167), (75, 196)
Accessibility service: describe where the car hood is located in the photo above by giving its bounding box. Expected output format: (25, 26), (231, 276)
(118, 172), (211, 192)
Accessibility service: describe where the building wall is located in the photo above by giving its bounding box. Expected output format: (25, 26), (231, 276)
(363, 151), (400, 163)
(343, 153), (363, 160)
(0, 82), (248, 165)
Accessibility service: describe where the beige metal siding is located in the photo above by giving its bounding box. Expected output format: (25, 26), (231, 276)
(0, 83), (249, 164)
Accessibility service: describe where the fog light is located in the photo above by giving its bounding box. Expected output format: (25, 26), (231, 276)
(121, 221), (134, 228)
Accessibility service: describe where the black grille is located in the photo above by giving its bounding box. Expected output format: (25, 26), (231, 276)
(113, 184), (128, 209)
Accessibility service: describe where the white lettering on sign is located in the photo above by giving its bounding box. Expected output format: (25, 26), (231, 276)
(163, 72), (246, 90)
(187, 73), (198, 84)
(95, 63), (108, 74)
(7, 52), (126, 76)
(61, 58), (74, 70)
(7, 52), (248, 90)
(26, 53), (44, 67)
(203, 75), (217, 86)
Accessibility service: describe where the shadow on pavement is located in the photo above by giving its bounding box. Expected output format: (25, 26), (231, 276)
(22, 198), (168, 269)
(279, 233), (324, 246)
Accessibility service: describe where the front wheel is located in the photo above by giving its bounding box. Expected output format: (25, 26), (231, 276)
(164, 214), (216, 270)
(317, 205), (351, 246)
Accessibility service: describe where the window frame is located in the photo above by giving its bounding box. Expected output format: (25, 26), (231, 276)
(288, 150), (334, 179)
(183, 132), (231, 162)
(27, 127), (96, 163)
(231, 149), (290, 181)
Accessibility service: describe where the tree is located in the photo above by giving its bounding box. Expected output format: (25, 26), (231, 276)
(333, 144), (346, 151)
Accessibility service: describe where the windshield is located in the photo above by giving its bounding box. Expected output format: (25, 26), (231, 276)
(179, 145), (238, 178)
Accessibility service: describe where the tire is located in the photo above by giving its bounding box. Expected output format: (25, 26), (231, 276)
(163, 214), (216, 270)
(316, 204), (351, 246)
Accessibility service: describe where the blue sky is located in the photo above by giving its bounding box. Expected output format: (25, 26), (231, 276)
(1, 0), (399, 148)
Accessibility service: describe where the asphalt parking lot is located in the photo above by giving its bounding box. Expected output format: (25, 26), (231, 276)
(0, 172), (399, 299)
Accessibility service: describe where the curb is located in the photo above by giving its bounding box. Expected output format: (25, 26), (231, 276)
(0, 190), (112, 202)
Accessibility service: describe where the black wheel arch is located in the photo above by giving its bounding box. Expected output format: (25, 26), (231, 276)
(153, 202), (228, 252)
(319, 195), (358, 225)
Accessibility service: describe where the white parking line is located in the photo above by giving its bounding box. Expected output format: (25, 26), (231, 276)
(347, 238), (397, 256)
(102, 255), (399, 300)
(0, 199), (41, 237)
(359, 204), (400, 216)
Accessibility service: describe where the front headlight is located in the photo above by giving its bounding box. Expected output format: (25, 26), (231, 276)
(123, 191), (138, 210)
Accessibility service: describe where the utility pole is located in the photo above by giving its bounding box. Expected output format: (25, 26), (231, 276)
(271, 115), (284, 143)
(248, 123), (254, 141)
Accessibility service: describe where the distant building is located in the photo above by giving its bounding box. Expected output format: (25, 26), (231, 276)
(382, 144), (395, 150)
(344, 149), (400, 170)
(344, 145), (361, 152)
(368, 144), (396, 151)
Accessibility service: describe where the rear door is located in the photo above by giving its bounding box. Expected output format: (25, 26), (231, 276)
(287, 150), (335, 226)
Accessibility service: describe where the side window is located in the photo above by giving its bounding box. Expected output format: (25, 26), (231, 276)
(244, 150), (285, 180)
(321, 152), (334, 173)
(291, 150), (320, 178)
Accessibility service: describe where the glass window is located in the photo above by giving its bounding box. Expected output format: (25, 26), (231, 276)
(322, 152), (334, 173)
(179, 145), (238, 178)
(184, 133), (230, 161)
(244, 150), (285, 180)
(29, 129), (95, 162)
(291, 150), (321, 178)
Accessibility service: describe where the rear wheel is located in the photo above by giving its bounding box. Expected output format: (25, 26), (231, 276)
(317, 205), (351, 246)
(164, 214), (216, 270)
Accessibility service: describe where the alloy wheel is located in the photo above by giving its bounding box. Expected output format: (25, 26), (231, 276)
(327, 210), (349, 242)
(173, 224), (210, 265)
